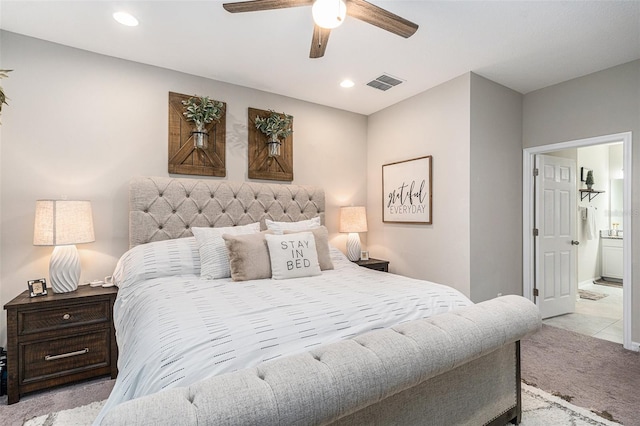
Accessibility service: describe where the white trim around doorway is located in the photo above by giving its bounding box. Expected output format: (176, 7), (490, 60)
(522, 132), (635, 351)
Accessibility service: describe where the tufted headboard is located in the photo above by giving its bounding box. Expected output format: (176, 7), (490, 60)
(129, 176), (325, 248)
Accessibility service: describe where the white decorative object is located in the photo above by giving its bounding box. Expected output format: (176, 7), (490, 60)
(339, 206), (367, 262)
(33, 200), (95, 293)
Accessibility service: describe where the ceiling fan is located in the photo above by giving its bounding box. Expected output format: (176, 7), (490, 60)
(222, 0), (419, 58)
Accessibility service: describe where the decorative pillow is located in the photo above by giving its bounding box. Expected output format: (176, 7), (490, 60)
(284, 226), (334, 271)
(222, 231), (272, 281)
(265, 232), (321, 280)
(265, 216), (321, 234)
(112, 237), (200, 290)
(192, 222), (261, 280)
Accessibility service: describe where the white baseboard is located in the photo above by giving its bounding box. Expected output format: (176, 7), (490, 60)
(630, 341), (640, 352)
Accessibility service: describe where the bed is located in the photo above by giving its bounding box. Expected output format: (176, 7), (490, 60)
(97, 176), (541, 425)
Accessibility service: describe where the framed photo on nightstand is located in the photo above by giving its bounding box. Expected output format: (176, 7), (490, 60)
(28, 278), (48, 297)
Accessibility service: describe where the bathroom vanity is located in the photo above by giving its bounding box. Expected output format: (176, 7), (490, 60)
(601, 236), (623, 281)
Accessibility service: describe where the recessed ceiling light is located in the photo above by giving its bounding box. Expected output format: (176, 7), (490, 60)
(340, 79), (355, 88)
(113, 11), (139, 27)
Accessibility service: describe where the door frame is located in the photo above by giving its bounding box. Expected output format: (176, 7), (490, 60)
(523, 131), (634, 351)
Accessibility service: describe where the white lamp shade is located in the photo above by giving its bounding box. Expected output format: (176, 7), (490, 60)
(33, 200), (95, 293)
(339, 206), (368, 233)
(340, 206), (367, 261)
(33, 200), (95, 246)
(312, 0), (347, 29)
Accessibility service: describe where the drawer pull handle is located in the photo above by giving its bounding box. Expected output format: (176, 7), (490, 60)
(44, 348), (89, 361)
(62, 313), (71, 320)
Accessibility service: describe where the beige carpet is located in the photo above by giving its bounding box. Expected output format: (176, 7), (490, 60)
(0, 378), (115, 426)
(522, 324), (640, 425)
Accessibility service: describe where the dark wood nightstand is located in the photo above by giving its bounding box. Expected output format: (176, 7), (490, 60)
(4, 285), (118, 404)
(355, 258), (389, 272)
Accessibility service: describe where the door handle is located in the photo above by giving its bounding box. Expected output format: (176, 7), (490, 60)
(571, 240), (580, 245)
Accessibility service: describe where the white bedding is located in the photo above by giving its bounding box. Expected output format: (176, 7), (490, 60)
(96, 246), (471, 423)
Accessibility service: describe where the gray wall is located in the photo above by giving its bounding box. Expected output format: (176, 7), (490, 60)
(0, 32), (368, 346)
(366, 73), (524, 303)
(469, 73), (523, 302)
(523, 59), (640, 342)
(367, 74), (472, 296)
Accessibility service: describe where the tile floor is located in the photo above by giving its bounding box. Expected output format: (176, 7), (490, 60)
(542, 281), (623, 344)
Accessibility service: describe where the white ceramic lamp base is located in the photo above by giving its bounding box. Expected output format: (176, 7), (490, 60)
(49, 245), (81, 293)
(346, 232), (361, 261)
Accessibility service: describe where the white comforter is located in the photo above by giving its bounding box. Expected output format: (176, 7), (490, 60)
(96, 248), (471, 423)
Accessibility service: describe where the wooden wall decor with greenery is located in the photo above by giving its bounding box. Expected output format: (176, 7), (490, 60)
(248, 107), (293, 181)
(168, 91), (226, 177)
(0, 69), (12, 123)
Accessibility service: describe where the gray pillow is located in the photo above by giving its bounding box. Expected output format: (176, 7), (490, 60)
(284, 226), (334, 271)
(222, 231), (272, 281)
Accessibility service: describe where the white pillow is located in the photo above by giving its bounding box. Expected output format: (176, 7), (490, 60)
(265, 216), (321, 234)
(112, 237), (200, 290)
(265, 232), (321, 280)
(192, 223), (261, 279)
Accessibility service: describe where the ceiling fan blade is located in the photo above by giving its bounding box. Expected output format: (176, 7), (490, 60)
(346, 0), (418, 38)
(309, 25), (331, 58)
(223, 0), (313, 13)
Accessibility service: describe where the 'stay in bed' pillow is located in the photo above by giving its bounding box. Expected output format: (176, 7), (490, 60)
(265, 232), (321, 279)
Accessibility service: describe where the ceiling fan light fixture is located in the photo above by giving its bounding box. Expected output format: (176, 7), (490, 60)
(312, 0), (347, 29)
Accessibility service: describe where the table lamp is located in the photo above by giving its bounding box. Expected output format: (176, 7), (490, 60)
(33, 200), (95, 293)
(339, 206), (367, 261)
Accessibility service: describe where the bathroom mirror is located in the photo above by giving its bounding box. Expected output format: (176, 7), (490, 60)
(610, 178), (623, 230)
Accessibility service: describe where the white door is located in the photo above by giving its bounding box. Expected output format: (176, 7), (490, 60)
(536, 154), (577, 319)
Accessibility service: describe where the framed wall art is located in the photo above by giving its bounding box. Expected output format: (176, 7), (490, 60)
(580, 167), (592, 182)
(382, 155), (432, 224)
(168, 92), (226, 177)
(248, 107), (293, 181)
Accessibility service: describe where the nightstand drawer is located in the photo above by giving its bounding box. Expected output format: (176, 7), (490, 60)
(19, 300), (110, 335)
(21, 330), (110, 383)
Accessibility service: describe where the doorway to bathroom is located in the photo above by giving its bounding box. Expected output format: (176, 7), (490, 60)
(523, 132), (633, 351)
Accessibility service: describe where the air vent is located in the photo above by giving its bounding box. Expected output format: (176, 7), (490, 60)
(366, 73), (404, 91)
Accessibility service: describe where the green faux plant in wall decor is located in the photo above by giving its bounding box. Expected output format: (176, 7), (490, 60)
(254, 110), (293, 157)
(0, 69), (12, 121)
(585, 170), (594, 189)
(182, 95), (224, 150)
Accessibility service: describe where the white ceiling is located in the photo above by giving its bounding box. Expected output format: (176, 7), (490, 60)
(2, 1), (639, 115)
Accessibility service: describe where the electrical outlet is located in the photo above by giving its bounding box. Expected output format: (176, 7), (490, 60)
(497, 293), (502, 297)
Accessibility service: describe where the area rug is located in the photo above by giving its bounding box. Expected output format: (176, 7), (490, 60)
(522, 324), (640, 426)
(521, 383), (620, 425)
(579, 289), (608, 300)
(18, 384), (621, 426)
(23, 400), (104, 426)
